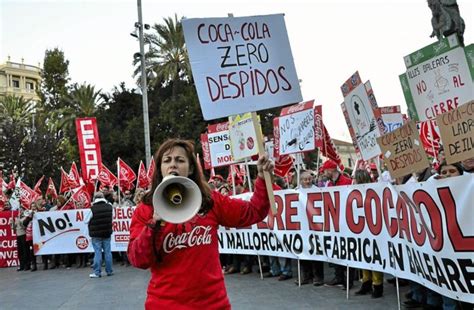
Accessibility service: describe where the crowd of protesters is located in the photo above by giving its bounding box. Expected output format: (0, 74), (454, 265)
(1, 184), (144, 273)
(1, 152), (473, 309)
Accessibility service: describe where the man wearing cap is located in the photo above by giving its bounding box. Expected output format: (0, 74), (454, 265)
(320, 160), (353, 288)
(321, 160), (352, 187)
(85, 192), (113, 278)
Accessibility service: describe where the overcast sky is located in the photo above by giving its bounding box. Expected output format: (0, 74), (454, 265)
(1, 0), (473, 141)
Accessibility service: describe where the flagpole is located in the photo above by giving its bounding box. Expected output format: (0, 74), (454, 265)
(245, 158), (252, 193)
(231, 165), (236, 196)
(117, 158), (121, 206)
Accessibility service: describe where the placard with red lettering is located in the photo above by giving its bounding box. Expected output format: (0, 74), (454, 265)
(376, 120), (430, 179)
(75, 117), (102, 182)
(182, 14), (302, 120)
(436, 100), (474, 164)
(200, 122), (237, 169)
(399, 35), (473, 122)
(218, 175), (474, 303)
(0, 211), (19, 268)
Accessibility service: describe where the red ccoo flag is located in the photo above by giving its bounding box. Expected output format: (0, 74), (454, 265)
(18, 181), (40, 209)
(59, 167), (72, 193)
(98, 163), (118, 187)
(68, 162), (81, 189)
(321, 123), (344, 171)
(136, 161), (150, 189)
(46, 177), (58, 199)
(147, 157), (155, 184)
(62, 186), (91, 210)
(33, 175), (45, 195)
(118, 158), (137, 190)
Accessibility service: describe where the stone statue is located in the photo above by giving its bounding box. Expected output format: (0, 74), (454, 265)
(428, 0), (465, 45)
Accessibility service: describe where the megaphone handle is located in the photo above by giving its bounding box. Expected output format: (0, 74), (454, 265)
(251, 112), (277, 215)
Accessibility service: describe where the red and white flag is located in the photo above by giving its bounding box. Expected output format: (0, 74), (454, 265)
(274, 155), (294, 178)
(321, 123), (344, 171)
(59, 167), (71, 193)
(68, 162), (81, 189)
(118, 158), (136, 191)
(147, 157), (155, 183)
(46, 177), (58, 199)
(33, 175), (45, 195)
(61, 186), (91, 210)
(137, 161), (150, 189)
(98, 163), (118, 187)
(18, 181), (40, 209)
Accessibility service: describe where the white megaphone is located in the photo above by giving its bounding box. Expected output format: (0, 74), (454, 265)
(152, 175), (202, 224)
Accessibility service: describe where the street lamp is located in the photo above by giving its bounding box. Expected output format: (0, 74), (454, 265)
(134, 0), (152, 167)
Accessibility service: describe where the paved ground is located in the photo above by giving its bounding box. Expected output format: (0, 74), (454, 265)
(0, 261), (407, 309)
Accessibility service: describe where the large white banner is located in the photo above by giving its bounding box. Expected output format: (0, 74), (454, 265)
(32, 206), (134, 255)
(183, 14), (302, 120)
(218, 175), (474, 303)
(30, 177), (474, 303)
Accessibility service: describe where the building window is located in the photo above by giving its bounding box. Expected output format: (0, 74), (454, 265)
(12, 80), (20, 88)
(348, 158), (352, 168)
(26, 82), (34, 90)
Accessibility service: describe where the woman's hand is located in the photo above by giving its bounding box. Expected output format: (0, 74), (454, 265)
(257, 154), (274, 179)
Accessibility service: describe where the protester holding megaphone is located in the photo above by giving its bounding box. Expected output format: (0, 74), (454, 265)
(127, 139), (273, 309)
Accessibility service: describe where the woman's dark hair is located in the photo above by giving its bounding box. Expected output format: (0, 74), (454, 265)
(437, 160), (464, 176)
(143, 139), (213, 214)
(353, 169), (371, 185)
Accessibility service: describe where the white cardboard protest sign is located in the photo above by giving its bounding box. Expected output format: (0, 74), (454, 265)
(200, 122), (237, 169)
(379, 105), (404, 133)
(341, 72), (382, 160)
(183, 14), (302, 120)
(228, 113), (259, 161)
(399, 35), (473, 122)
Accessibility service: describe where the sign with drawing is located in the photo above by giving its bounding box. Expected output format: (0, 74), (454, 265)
(341, 72), (382, 161)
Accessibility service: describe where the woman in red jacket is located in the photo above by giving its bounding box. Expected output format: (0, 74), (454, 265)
(128, 139), (273, 309)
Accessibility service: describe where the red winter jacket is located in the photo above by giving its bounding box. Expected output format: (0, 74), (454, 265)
(128, 177), (270, 309)
(327, 172), (352, 187)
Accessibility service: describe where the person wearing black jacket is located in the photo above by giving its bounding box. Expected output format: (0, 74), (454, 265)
(85, 192), (113, 278)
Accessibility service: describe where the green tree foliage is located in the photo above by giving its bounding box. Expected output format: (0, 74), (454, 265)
(39, 48), (70, 110)
(134, 14), (190, 97)
(0, 95), (68, 185)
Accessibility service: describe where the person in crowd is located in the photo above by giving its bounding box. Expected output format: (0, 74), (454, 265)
(127, 139), (273, 309)
(264, 176), (293, 281)
(85, 192), (113, 278)
(295, 170), (323, 286)
(461, 156), (474, 173)
(320, 160), (353, 288)
(369, 163), (379, 182)
(134, 188), (146, 205)
(47, 195), (65, 269)
(437, 160), (464, 178)
(15, 208), (30, 271)
(23, 201), (38, 271)
(122, 190), (134, 207)
(353, 169), (384, 298)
